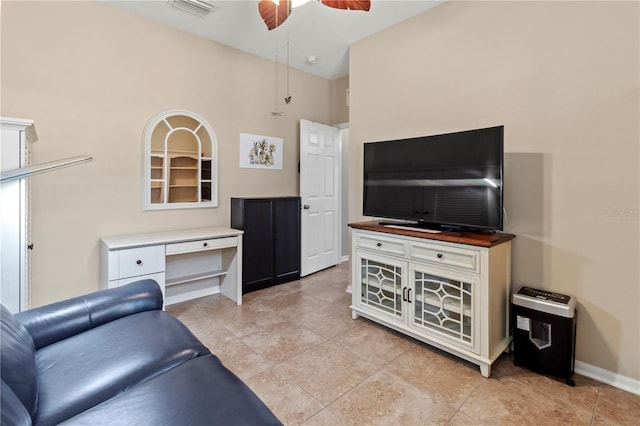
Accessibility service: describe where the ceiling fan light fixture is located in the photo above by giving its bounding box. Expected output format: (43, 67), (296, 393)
(259, 0), (370, 31)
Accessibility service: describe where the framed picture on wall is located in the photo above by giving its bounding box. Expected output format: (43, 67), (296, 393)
(239, 133), (283, 170)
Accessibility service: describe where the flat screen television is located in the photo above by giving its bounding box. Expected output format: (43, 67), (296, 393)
(363, 125), (504, 232)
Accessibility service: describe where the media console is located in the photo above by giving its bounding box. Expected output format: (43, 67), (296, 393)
(349, 221), (515, 377)
(100, 227), (243, 306)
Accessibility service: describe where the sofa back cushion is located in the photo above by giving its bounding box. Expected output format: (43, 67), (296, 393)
(15, 279), (163, 349)
(1, 305), (38, 419)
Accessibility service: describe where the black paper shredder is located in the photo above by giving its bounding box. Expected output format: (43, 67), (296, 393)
(512, 286), (577, 386)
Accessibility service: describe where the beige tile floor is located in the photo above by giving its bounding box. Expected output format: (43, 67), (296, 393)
(167, 263), (640, 426)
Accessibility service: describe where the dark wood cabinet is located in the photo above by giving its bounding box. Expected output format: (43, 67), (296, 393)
(231, 197), (301, 293)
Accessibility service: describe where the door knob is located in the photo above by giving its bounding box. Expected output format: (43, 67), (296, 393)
(303, 204), (310, 210)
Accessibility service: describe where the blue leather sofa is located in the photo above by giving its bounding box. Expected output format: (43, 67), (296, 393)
(0, 280), (281, 426)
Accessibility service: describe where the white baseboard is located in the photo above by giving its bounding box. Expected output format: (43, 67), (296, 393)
(340, 255), (349, 263)
(575, 360), (640, 396)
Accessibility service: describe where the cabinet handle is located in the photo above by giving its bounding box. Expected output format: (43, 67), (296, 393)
(376, 242), (382, 247)
(437, 253), (443, 259)
(407, 288), (412, 303)
(203, 242), (208, 247)
(136, 259), (143, 265)
(402, 287), (407, 302)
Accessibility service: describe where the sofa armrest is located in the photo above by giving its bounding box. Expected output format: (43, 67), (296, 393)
(14, 279), (163, 350)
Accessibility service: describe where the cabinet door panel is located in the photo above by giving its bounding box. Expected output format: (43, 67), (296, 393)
(242, 199), (274, 290)
(356, 252), (405, 320)
(410, 264), (479, 353)
(274, 198), (301, 282)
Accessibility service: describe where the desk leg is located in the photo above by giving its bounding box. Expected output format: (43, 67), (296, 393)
(220, 237), (242, 305)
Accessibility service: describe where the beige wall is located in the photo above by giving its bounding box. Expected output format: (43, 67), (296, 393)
(330, 75), (349, 125)
(350, 1), (639, 379)
(1, 1), (332, 305)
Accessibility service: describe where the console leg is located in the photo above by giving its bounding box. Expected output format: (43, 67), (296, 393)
(480, 364), (491, 378)
(351, 310), (359, 320)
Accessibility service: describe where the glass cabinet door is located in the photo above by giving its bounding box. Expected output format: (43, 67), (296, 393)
(410, 265), (478, 351)
(357, 254), (405, 319)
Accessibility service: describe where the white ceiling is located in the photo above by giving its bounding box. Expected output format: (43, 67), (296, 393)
(101, 0), (444, 80)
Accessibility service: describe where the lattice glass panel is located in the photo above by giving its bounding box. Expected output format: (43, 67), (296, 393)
(360, 259), (403, 317)
(413, 272), (473, 344)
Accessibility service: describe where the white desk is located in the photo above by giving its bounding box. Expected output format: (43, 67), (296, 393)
(100, 227), (243, 306)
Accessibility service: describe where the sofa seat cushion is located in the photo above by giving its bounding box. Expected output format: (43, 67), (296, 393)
(60, 354), (282, 426)
(34, 310), (209, 426)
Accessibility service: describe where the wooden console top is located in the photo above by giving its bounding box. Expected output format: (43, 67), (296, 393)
(349, 221), (515, 248)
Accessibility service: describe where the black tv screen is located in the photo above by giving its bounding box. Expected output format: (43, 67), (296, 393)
(363, 126), (504, 232)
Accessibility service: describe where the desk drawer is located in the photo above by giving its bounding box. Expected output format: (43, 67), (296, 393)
(166, 236), (237, 255)
(357, 234), (406, 256)
(410, 241), (479, 272)
(115, 246), (165, 279)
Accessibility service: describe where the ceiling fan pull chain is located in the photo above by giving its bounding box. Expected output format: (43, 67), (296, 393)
(285, 37), (292, 105)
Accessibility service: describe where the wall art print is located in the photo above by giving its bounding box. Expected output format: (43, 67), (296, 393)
(239, 133), (283, 170)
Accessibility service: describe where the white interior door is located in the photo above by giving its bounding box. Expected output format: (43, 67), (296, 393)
(300, 119), (340, 277)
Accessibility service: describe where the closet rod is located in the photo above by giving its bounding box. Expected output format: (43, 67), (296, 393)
(0, 155), (92, 183)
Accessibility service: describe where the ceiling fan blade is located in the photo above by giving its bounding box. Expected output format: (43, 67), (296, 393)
(258, 0), (292, 31)
(320, 0), (370, 11)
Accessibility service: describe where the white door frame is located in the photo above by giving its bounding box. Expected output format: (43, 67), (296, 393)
(336, 123), (350, 263)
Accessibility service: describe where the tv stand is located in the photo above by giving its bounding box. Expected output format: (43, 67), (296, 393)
(349, 221), (515, 377)
(384, 224), (442, 234)
(378, 220), (444, 232)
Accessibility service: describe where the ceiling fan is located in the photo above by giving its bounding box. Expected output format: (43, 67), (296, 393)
(258, 0), (371, 31)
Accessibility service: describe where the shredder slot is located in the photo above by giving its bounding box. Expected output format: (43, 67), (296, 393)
(529, 320), (551, 350)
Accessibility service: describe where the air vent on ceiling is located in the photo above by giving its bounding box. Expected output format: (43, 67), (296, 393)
(168, 0), (216, 18)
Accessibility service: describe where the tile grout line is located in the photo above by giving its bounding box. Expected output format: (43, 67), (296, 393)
(589, 385), (601, 426)
(449, 378), (483, 425)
